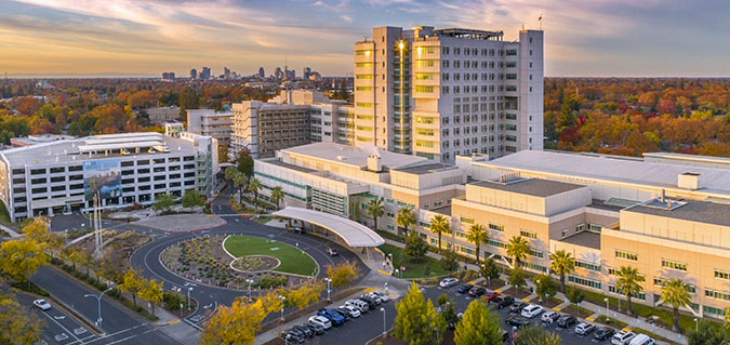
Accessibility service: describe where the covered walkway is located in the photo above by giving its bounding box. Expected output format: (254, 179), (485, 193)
(272, 207), (385, 247)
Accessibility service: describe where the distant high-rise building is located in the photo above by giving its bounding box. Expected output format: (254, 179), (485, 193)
(285, 69), (296, 80)
(274, 67), (284, 80)
(224, 67), (231, 80)
(200, 67), (212, 80)
(162, 72), (175, 80)
(190, 68), (198, 80)
(303, 67), (312, 80)
(258, 67), (265, 79)
(353, 25), (544, 162)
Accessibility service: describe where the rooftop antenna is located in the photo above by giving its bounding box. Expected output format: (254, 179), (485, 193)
(538, 13), (543, 30)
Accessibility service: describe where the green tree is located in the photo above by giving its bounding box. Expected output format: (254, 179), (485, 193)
(22, 217), (63, 259)
(508, 267), (527, 294)
(566, 286), (585, 305)
(200, 297), (266, 345)
(394, 282), (441, 345)
(466, 223), (488, 264)
(181, 189), (206, 208)
(687, 320), (729, 345)
(326, 262), (359, 289)
(270, 186), (285, 210)
(534, 274), (558, 303)
(661, 278), (693, 332)
(236, 147), (255, 177)
(454, 299), (504, 345)
(440, 250), (459, 271)
(481, 258), (501, 284)
(366, 197), (385, 231)
(224, 166), (238, 181)
(0, 290), (44, 345)
(139, 278), (164, 316)
(232, 172), (248, 204)
(404, 229), (428, 259)
(549, 249), (575, 293)
(514, 325), (562, 345)
(280, 279), (325, 310)
(429, 214), (451, 253)
(615, 266), (645, 316)
(248, 178), (263, 209)
(119, 269), (145, 307)
(506, 236), (530, 267)
(396, 206), (416, 237)
(153, 193), (175, 213)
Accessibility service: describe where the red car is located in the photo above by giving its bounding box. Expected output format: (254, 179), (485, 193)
(482, 291), (501, 302)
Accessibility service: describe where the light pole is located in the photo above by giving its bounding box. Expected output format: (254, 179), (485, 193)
(694, 318), (698, 331)
(187, 287), (193, 310)
(535, 279), (541, 303)
(279, 295), (286, 321)
(325, 278), (332, 302)
(85, 287), (114, 331)
(284, 334), (291, 345)
(604, 298), (610, 323)
(380, 307), (386, 338)
(246, 279), (254, 302)
(384, 282), (388, 293)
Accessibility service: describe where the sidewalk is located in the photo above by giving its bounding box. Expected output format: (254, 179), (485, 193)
(0, 223), (21, 238)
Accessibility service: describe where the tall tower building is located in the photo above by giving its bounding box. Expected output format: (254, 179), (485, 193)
(190, 68), (198, 80)
(353, 26), (543, 162)
(258, 67), (265, 79)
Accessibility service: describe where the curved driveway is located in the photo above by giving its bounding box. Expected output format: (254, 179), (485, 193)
(129, 186), (369, 329)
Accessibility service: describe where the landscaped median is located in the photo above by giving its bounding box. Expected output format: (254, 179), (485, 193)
(378, 243), (455, 280)
(224, 235), (318, 277)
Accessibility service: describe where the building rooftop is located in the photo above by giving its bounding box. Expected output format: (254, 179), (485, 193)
(560, 231), (601, 250)
(478, 150), (730, 198)
(431, 205), (452, 216)
(264, 159), (318, 174)
(624, 199), (730, 227)
(282, 142), (426, 171)
(393, 163), (456, 175)
(471, 178), (586, 198)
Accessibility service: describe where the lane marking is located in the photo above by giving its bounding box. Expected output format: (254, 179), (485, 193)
(40, 312), (84, 344)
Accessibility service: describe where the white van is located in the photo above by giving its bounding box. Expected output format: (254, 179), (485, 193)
(520, 304), (544, 318)
(628, 334), (655, 345)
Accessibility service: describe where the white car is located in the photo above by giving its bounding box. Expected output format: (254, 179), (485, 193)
(612, 330), (637, 345)
(541, 310), (559, 323)
(339, 305), (361, 318)
(308, 315), (332, 330)
(371, 291), (390, 303)
(439, 278), (459, 288)
(520, 304), (544, 318)
(33, 299), (51, 311)
(628, 334), (655, 345)
(574, 322), (596, 335)
(345, 299), (369, 313)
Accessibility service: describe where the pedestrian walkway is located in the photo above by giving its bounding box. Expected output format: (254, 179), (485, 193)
(0, 223), (21, 238)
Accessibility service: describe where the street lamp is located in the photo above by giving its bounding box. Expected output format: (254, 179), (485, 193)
(384, 282), (388, 293)
(284, 334), (291, 345)
(279, 295), (286, 321)
(535, 279), (541, 303)
(694, 318), (699, 331)
(324, 278), (332, 302)
(85, 287), (115, 331)
(380, 307), (386, 338)
(187, 287), (193, 310)
(604, 298), (610, 323)
(246, 279), (254, 302)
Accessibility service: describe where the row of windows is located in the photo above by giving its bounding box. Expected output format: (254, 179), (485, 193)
(576, 261), (602, 272)
(705, 289), (730, 301)
(608, 286), (646, 300)
(520, 230), (537, 239)
(442, 85), (518, 95)
(661, 259), (687, 271)
(569, 276), (602, 290)
(615, 250), (638, 261)
(653, 277), (696, 294)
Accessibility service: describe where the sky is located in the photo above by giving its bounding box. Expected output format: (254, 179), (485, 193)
(0, 0), (728, 78)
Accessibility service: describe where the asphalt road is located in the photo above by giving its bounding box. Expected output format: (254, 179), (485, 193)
(32, 266), (181, 345)
(14, 291), (98, 345)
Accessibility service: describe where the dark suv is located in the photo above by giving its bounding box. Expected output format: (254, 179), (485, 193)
(494, 296), (515, 309)
(557, 314), (577, 328)
(456, 284), (474, 294)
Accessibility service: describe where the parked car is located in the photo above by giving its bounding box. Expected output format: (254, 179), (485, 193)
(292, 325), (313, 338)
(345, 299), (369, 313)
(594, 327), (616, 341)
(304, 322), (325, 335)
(556, 314), (577, 328)
(33, 299), (51, 311)
(439, 277), (459, 288)
(359, 295), (379, 306)
(520, 304), (544, 318)
(326, 248), (338, 256)
(371, 290), (390, 302)
(280, 330), (304, 344)
(317, 308), (345, 326)
(308, 316), (332, 330)
(628, 334), (655, 345)
(483, 291), (501, 302)
(333, 308), (350, 321)
(574, 322), (596, 335)
(495, 296), (515, 309)
(468, 287), (487, 297)
(505, 315), (531, 328)
(339, 305), (361, 318)
(367, 292), (383, 304)
(456, 283), (474, 294)
(541, 310), (560, 323)
(611, 330), (637, 345)
(509, 301), (528, 313)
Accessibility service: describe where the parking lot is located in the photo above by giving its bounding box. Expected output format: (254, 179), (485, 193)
(14, 293), (98, 345)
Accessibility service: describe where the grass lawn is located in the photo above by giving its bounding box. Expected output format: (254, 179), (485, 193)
(378, 244), (455, 279)
(224, 235), (318, 276)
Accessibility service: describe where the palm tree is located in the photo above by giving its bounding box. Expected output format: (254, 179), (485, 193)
(232, 172), (248, 204)
(615, 266), (645, 316)
(366, 198), (385, 231)
(270, 186), (285, 210)
(224, 166), (237, 181)
(549, 250), (575, 293)
(248, 177), (262, 209)
(396, 206), (416, 237)
(725, 307), (730, 325)
(466, 223), (488, 264)
(429, 214), (451, 253)
(506, 235), (530, 267)
(660, 278), (693, 332)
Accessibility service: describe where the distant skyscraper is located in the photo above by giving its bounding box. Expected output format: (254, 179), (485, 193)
(303, 67), (312, 80)
(224, 67), (231, 80)
(274, 67), (284, 80)
(285, 69), (296, 80)
(162, 72), (175, 80)
(200, 67), (212, 80)
(258, 67), (265, 79)
(190, 68), (198, 80)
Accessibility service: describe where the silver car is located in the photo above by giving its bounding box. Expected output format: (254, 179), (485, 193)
(439, 278), (459, 288)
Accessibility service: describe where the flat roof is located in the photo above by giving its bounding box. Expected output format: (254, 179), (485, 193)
(263, 159), (317, 174)
(471, 178), (586, 198)
(479, 150), (730, 197)
(431, 205), (452, 216)
(560, 231), (601, 250)
(272, 207), (385, 247)
(625, 199), (730, 227)
(393, 163), (456, 175)
(282, 142), (426, 171)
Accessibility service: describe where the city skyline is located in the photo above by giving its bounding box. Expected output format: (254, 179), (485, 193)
(1, 0), (728, 78)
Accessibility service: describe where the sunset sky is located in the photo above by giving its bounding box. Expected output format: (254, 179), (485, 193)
(0, 0), (727, 78)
